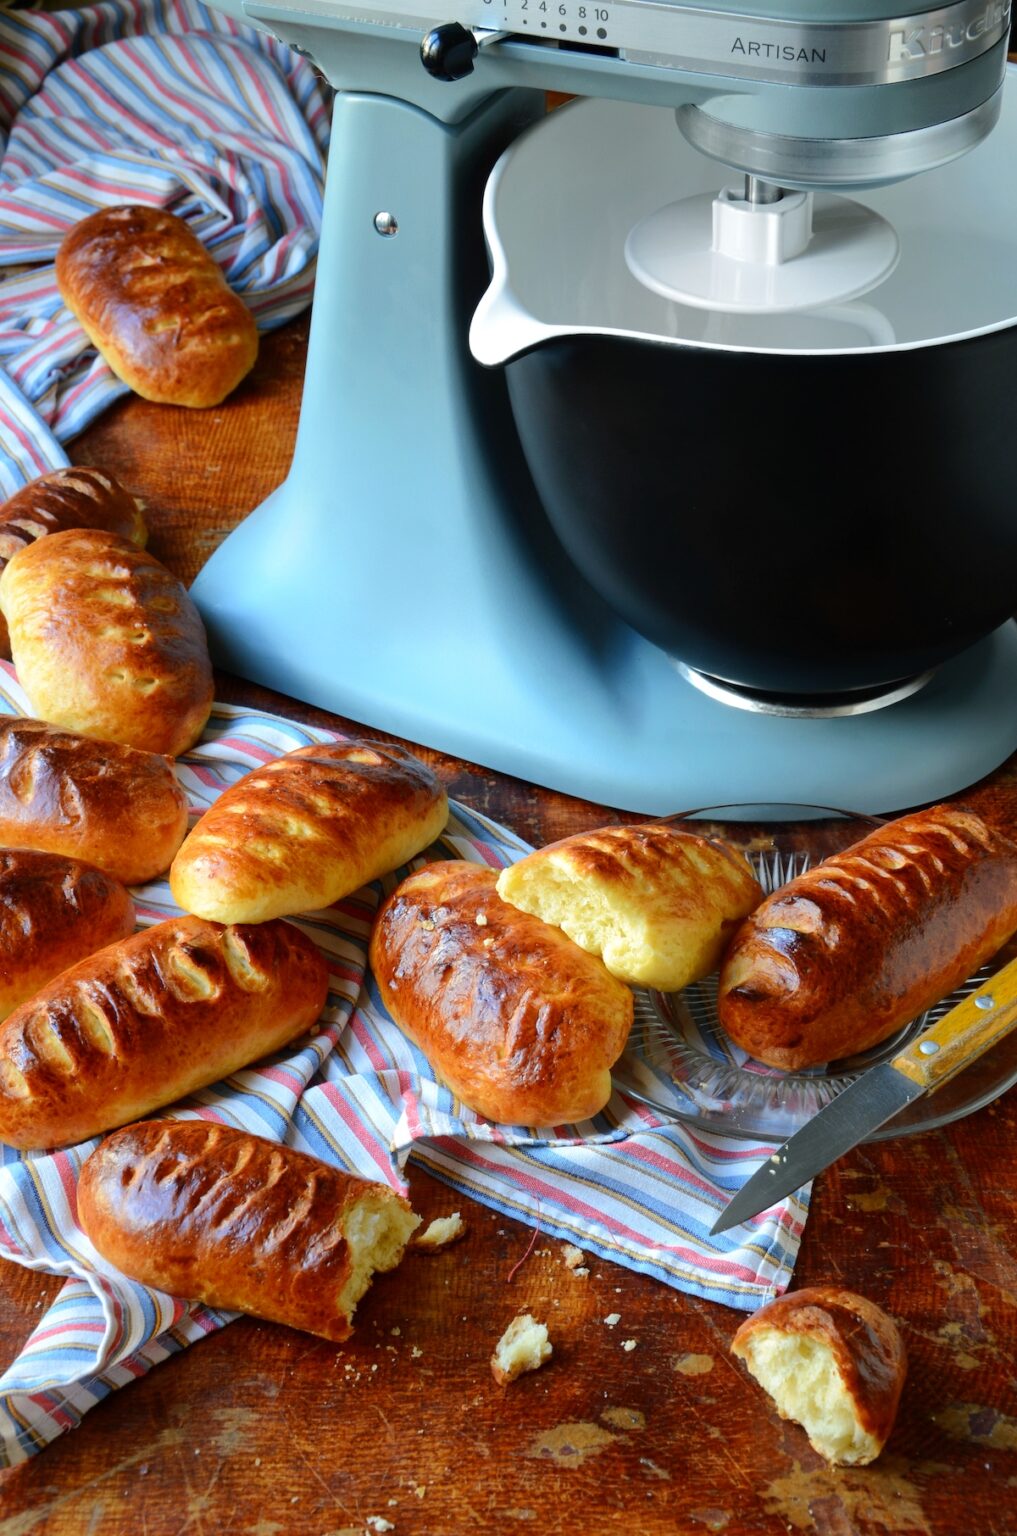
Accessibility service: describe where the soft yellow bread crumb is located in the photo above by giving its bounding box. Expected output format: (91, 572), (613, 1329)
(413, 1212), (467, 1251)
(491, 1314), (553, 1385)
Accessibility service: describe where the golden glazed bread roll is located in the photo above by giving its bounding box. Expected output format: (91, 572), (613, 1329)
(56, 205), (258, 408)
(731, 1287), (907, 1466)
(0, 915), (328, 1150)
(0, 718), (188, 886)
(370, 861), (634, 1126)
(496, 823), (762, 992)
(78, 1121), (420, 1343)
(170, 740), (449, 924)
(717, 803), (1017, 1069)
(0, 529), (213, 757)
(0, 468), (146, 657)
(0, 849), (134, 1022)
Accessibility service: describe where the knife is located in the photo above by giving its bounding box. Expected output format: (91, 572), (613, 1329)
(710, 953), (1017, 1236)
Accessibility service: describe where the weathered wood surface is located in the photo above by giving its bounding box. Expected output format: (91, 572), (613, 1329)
(1, 316), (1016, 1535)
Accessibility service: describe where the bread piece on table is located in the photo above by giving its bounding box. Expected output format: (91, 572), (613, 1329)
(717, 803), (1017, 1069)
(0, 915), (328, 1150)
(170, 740), (448, 924)
(55, 205), (258, 409)
(496, 822), (762, 992)
(0, 849), (134, 1022)
(731, 1287), (906, 1465)
(78, 1121), (420, 1342)
(490, 1314), (553, 1385)
(0, 468), (146, 657)
(0, 718), (187, 885)
(370, 861), (634, 1126)
(0, 528), (213, 757)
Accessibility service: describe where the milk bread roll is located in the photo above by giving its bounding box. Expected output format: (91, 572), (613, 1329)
(496, 822), (762, 991)
(370, 861), (634, 1125)
(0, 468), (146, 656)
(0, 529), (213, 757)
(170, 740), (448, 924)
(78, 1121), (420, 1342)
(0, 916), (328, 1150)
(0, 718), (187, 886)
(717, 803), (1017, 1069)
(0, 849), (134, 1021)
(731, 1287), (907, 1466)
(56, 205), (258, 408)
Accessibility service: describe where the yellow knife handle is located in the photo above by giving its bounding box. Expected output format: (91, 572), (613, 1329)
(893, 953), (1017, 1092)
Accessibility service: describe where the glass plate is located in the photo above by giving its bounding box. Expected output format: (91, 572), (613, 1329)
(612, 803), (1017, 1141)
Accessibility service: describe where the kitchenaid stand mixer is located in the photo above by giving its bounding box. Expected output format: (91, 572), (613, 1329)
(193, 0), (1017, 813)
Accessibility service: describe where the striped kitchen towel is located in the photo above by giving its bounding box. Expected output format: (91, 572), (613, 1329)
(0, 673), (807, 1466)
(0, 0), (330, 492)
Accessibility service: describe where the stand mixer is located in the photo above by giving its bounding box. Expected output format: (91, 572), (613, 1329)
(193, 0), (1017, 813)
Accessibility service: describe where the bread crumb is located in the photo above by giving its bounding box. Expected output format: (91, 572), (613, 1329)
(491, 1314), (553, 1385)
(574, 1267), (589, 1277)
(411, 1346), (423, 1359)
(604, 1313), (621, 1327)
(562, 1244), (585, 1270)
(621, 1340), (638, 1352)
(414, 1486), (427, 1499)
(391, 1326), (401, 1336)
(367, 1519), (395, 1533)
(413, 1212), (467, 1251)
(475, 912), (488, 926)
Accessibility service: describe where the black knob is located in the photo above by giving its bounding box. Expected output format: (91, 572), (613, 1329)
(421, 22), (480, 81)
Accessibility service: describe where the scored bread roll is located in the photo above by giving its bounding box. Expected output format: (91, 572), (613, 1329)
(0, 528), (213, 757)
(0, 849), (134, 1022)
(731, 1287), (907, 1466)
(370, 861), (634, 1126)
(0, 915), (328, 1150)
(0, 468), (146, 657)
(56, 205), (258, 409)
(78, 1121), (421, 1342)
(496, 822), (762, 992)
(0, 718), (188, 886)
(170, 740), (448, 923)
(717, 803), (1017, 1069)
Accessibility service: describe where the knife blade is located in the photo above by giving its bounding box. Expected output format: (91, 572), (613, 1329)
(710, 952), (1017, 1237)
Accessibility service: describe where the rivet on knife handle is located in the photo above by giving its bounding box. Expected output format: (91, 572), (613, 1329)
(892, 953), (1017, 1093)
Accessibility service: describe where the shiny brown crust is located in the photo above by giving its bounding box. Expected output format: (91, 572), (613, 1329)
(0, 718), (188, 886)
(0, 468), (146, 657)
(369, 861), (634, 1126)
(731, 1286), (907, 1457)
(0, 916), (329, 1150)
(56, 206), (258, 408)
(78, 1121), (417, 1342)
(0, 529), (214, 757)
(717, 804), (1017, 1069)
(170, 740), (449, 923)
(0, 849), (134, 1022)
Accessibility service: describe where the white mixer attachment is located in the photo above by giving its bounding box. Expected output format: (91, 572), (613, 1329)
(624, 174), (900, 316)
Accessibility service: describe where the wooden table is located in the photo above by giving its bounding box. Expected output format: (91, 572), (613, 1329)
(1, 316), (1017, 1536)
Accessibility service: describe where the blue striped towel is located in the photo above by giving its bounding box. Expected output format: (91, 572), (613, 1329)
(0, 0), (330, 492)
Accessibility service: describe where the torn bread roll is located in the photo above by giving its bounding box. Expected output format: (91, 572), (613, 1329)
(731, 1287), (907, 1466)
(370, 861), (634, 1126)
(170, 739), (448, 923)
(78, 1121), (420, 1342)
(0, 718), (188, 886)
(0, 468), (146, 657)
(0, 849), (134, 1022)
(0, 529), (214, 757)
(496, 822), (762, 991)
(0, 915), (328, 1150)
(56, 205), (258, 408)
(717, 802), (1017, 1069)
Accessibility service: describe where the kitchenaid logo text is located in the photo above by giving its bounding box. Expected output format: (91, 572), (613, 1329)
(730, 37), (827, 64)
(888, 1), (1010, 62)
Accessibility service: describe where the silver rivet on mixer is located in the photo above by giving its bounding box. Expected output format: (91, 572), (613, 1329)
(374, 212), (399, 237)
(919, 1041), (940, 1055)
(976, 996), (995, 1011)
